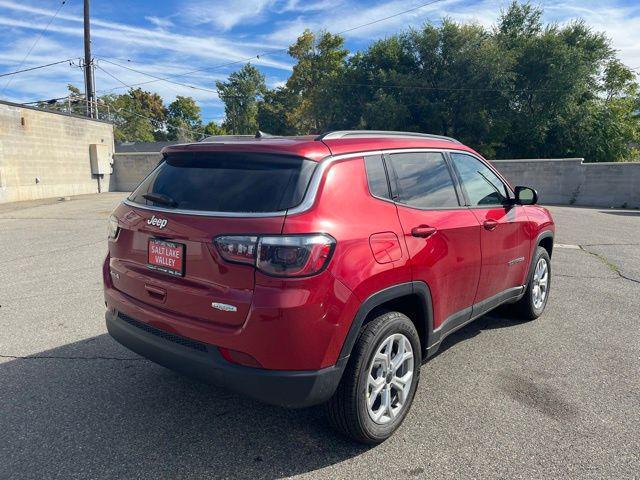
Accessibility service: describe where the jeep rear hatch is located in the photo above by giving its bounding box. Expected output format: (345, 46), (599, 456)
(107, 151), (317, 327)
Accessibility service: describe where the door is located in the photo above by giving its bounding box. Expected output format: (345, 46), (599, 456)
(385, 151), (482, 330)
(449, 152), (530, 308)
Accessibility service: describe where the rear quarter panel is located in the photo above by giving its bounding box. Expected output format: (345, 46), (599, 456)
(282, 156), (412, 300)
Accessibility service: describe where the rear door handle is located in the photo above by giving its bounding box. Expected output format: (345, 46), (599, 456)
(483, 219), (498, 231)
(411, 225), (437, 238)
(145, 284), (166, 302)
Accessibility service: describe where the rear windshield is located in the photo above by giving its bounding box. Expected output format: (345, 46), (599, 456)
(128, 152), (317, 213)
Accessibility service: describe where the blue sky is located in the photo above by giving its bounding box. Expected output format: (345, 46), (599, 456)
(1, 0), (639, 124)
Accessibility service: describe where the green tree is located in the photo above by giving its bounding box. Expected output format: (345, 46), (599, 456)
(256, 87), (298, 135)
(166, 96), (203, 141)
(285, 30), (349, 133)
(216, 64), (266, 134)
(574, 60), (640, 162)
(100, 88), (166, 142)
(342, 22), (512, 157)
(335, 1), (639, 161)
(203, 121), (227, 136)
(37, 84), (86, 116)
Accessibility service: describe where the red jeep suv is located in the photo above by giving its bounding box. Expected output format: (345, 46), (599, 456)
(104, 131), (554, 443)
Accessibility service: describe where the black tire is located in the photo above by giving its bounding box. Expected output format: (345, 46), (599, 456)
(324, 311), (421, 444)
(510, 246), (551, 320)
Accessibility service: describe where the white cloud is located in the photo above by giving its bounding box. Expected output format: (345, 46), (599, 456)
(0, 0), (292, 71)
(262, 0), (460, 44)
(184, 0), (276, 31)
(145, 16), (174, 29)
(544, 0), (640, 69)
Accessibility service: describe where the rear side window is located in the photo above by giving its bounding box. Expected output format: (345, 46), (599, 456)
(129, 152), (317, 213)
(364, 155), (391, 199)
(450, 153), (509, 206)
(386, 152), (459, 208)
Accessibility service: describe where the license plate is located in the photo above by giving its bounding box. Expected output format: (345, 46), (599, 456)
(147, 239), (185, 276)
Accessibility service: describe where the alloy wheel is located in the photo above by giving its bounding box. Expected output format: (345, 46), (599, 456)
(366, 333), (414, 425)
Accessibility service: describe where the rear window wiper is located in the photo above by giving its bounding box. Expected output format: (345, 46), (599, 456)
(142, 192), (178, 207)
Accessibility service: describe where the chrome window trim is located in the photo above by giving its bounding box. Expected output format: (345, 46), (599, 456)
(122, 147), (492, 218)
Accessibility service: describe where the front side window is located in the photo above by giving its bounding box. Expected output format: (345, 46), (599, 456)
(450, 153), (509, 206)
(386, 152), (459, 208)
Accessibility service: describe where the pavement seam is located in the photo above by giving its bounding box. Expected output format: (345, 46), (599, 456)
(581, 243), (640, 247)
(0, 354), (145, 362)
(554, 274), (617, 279)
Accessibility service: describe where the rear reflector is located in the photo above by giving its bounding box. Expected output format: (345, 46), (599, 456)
(214, 234), (335, 277)
(218, 347), (262, 368)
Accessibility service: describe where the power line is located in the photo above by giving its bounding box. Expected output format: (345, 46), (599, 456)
(96, 58), (253, 99)
(334, 82), (575, 93)
(94, 63), (133, 90)
(1, 0), (69, 94)
(100, 96), (207, 139)
(95, 0), (447, 94)
(0, 58), (76, 79)
(98, 58), (218, 94)
(337, 0), (446, 34)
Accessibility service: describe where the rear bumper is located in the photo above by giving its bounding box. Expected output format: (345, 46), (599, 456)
(106, 309), (347, 408)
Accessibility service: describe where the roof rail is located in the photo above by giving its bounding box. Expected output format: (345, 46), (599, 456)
(200, 135), (255, 142)
(315, 130), (461, 143)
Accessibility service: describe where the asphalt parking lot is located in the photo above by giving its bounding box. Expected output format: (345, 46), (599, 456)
(1, 193), (638, 480)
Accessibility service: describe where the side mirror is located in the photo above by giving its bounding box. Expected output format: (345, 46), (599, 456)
(514, 186), (538, 205)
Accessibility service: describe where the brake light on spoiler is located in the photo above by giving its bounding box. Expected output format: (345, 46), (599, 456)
(214, 234), (336, 278)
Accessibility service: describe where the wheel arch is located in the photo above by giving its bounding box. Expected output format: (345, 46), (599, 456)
(338, 282), (434, 362)
(525, 230), (554, 286)
(537, 231), (554, 257)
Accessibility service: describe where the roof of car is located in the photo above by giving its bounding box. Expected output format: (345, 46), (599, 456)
(161, 131), (478, 161)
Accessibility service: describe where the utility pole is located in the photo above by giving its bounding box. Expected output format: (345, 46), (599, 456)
(83, 0), (96, 118)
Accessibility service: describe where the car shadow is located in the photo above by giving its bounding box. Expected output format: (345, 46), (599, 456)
(599, 210), (640, 217)
(430, 312), (518, 359)
(1, 335), (368, 480)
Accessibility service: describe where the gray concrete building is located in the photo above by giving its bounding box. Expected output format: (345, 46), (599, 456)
(0, 100), (114, 203)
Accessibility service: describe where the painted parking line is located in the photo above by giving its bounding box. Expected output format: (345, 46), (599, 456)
(555, 243), (581, 249)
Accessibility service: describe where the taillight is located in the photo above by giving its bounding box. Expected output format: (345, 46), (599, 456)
(214, 236), (258, 264)
(108, 215), (119, 239)
(214, 234), (335, 277)
(257, 235), (335, 277)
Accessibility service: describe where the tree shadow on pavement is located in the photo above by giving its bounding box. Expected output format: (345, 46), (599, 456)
(0, 335), (368, 480)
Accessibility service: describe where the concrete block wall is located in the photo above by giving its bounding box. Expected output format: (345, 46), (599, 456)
(581, 162), (640, 209)
(492, 159), (640, 208)
(111, 153), (161, 191)
(0, 101), (114, 203)
(491, 159), (585, 205)
(110, 153), (640, 209)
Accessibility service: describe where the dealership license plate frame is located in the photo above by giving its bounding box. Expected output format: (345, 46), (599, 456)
(147, 238), (186, 277)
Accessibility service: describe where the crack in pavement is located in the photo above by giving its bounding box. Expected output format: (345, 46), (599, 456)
(0, 354), (145, 362)
(578, 245), (640, 285)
